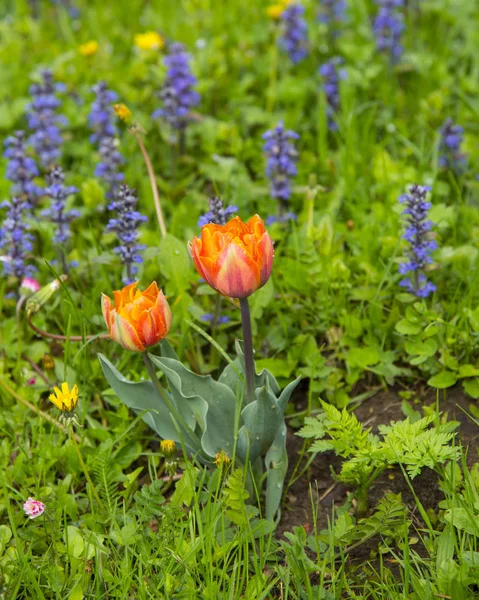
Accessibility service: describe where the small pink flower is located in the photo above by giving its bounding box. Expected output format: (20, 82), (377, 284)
(23, 498), (45, 519)
(20, 277), (41, 296)
(27, 378), (36, 386)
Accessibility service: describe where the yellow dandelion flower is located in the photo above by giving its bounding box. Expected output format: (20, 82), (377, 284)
(266, 4), (285, 19)
(214, 450), (231, 468)
(134, 31), (165, 51)
(79, 40), (99, 57)
(160, 439), (176, 457)
(49, 382), (79, 412)
(114, 103), (132, 123)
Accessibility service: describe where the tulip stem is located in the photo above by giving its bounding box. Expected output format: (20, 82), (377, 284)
(240, 298), (255, 404)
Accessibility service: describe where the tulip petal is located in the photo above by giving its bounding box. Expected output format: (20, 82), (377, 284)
(257, 231), (274, 286)
(189, 238), (216, 287)
(215, 242), (260, 298)
(101, 293), (112, 328)
(157, 290), (173, 332)
(111, 312), (144, 352)
(143, 281), (160, 301)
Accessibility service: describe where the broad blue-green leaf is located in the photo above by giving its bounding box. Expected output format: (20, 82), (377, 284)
(159, 339), (180, 361)
(149, 355), (237, 458)
(237, 381), (283, 464)
(264, 423), (288, 521)
(277, 376), (301, 411)
(98, 354), (197, 449)
(219, 340), (280, 396)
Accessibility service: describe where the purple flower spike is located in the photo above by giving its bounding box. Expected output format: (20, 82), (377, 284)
(317, 0), (347, 36)
(27, 70), (67, 169)
(398, 184), (437, 298)
(280, 4), (309, 64)
(153, 43), (200, 131)
(0, 195), (36, 279)
(262, 122), (299, 205)
(106, 184), (147, 284)
(201, 314), (230, 325)
(438, 118), (467, 173)
(3, 131), (41, 204)
(89, 82), (124, 198)
(319, 57), (346, 131)
(373, 0), (405, 63)
(41, 166), (80, 247)
(198, 196), (238, 228)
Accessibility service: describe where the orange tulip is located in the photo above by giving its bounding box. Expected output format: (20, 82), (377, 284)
(101, 281), (172, 352)
(189, 215), (274, 299)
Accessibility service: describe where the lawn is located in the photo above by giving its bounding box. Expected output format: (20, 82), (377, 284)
(1, 0), (479, 598)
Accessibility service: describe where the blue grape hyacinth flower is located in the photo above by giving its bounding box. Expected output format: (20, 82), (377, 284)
(42, 166), (80, 246)
(27, 70), (67, 169)
(317, 0), (347, 36)
(373, 0), (405, 63)
(198, 196), (238, 228)
(0, 195), (36, 279)
(153, 42), (200, 131)
(106, 184), (147, 284)
(4, 131), (41, 204)
(89, 82), (125, 197)
(319, 57), (346, 131)
(279, 4), (309, 64)
(262, 122), (299, 205)
(399, 184), (437, 298)
(438, 118), (467, 173)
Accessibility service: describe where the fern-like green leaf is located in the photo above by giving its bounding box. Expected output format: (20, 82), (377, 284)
(223, 468), (251, 526)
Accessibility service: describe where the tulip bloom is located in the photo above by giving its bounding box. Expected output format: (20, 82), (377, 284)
(102, 281), (172, 352)
(189, 215), (274, 299)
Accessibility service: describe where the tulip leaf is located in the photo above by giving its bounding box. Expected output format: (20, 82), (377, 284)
(148, 355), (237, 458)
(264, 423), (288, 522)
(237, 381), (284, 464)
(98, 354), (198, 450)
(159, 339), (180, 361)
(219, 340), (281, 397)
(277, 376), (302, 411)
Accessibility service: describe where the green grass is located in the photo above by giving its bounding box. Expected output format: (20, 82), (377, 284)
(1, 0), (479, 597)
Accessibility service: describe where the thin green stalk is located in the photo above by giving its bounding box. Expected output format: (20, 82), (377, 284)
(131, 129), (167, 237)
(70, 427), (106, 513)
(239, 297), (255, 404)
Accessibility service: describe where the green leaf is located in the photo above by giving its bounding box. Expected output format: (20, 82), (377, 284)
(396, 319), (422, 335)
(98, 354), (198, 449)
(223, 468), (250, 526)
(219, 340), (280, 397)
(237, 381), (284, 464)
(347, 346), (380, 368)
(405, 338), (437, 357)
(170, 468), (198, 508)
(427, 371), (458, 389)
(444, 508), (479, 536)
(463, 378), (479, 399)
(458, 364), (479, 378)
(149, 355), (237, 458)
(157, 234), (192, 294)
(0, 525), (12, 556)
(264, 423), (288, 521)
(65, 526), (84, 559)
(277, 376), (302, 411)
(68, 583), (84, 600)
